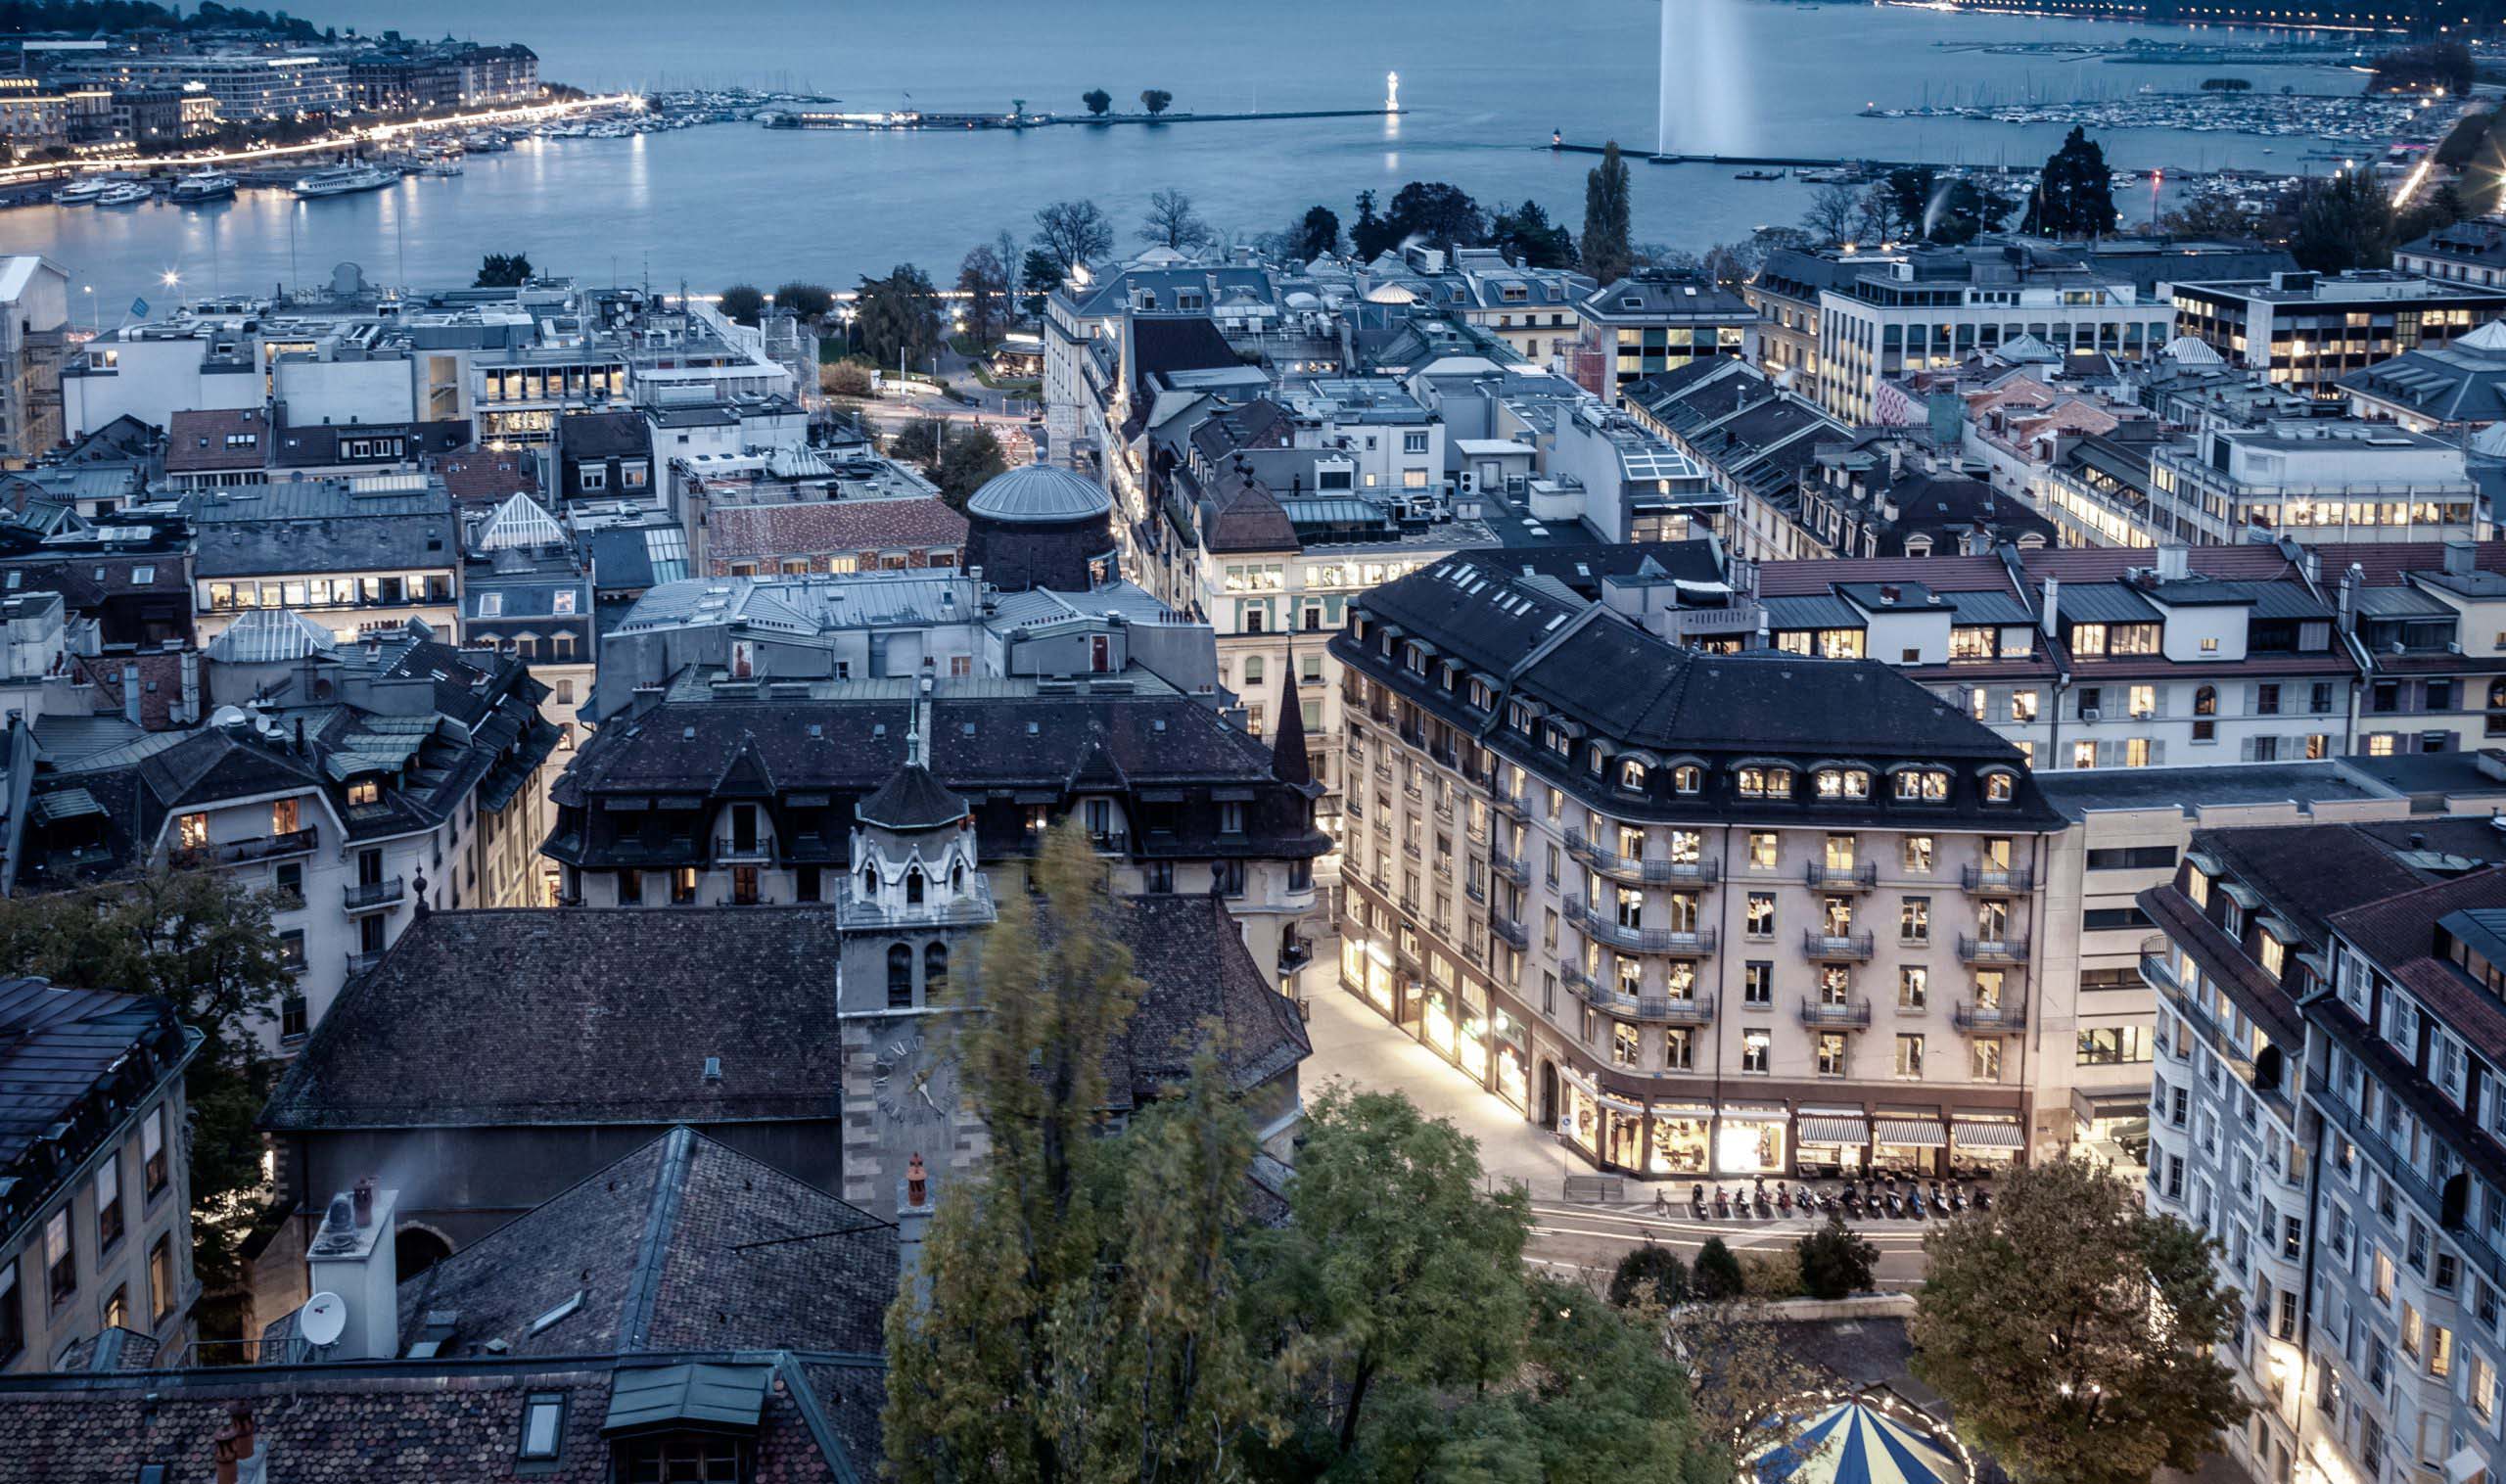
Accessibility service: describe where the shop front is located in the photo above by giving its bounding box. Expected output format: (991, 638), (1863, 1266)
(1714, 1105), (1789, 1178)
(1490, 1009), (1528, 1112)
(1559, 1065), (1647, 1172)
(1645, 1102), (1714, 1179)
(1793, 1109), (1870, 1178)
(1455, 981), (1491, 1089)
(1950, 1116), (2024, 1172)
(1420, 982), (1458, 1061)
(1341, 935), (1397, 1018)
(1873, 1114), (1948, 1178)
(2070, 1087), (2150, 1172)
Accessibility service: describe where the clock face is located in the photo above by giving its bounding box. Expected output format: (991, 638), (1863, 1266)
(871, 1031), (959, 1128)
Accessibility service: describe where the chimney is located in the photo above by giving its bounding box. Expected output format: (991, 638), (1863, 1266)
(2445, 540), (2478, 577)
(2340, 563), (2363, 623)
(119, 663), (140, 725)
(897, 1152), (935, 1305)
(2040, 575), (2060, 638)
(305, 1184), (400, 1361)
(212, 1403), (258, 1484)
(2155, 544), (2189, 581)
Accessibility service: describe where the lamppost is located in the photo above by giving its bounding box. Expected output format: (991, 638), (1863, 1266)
(79, 284), (92, 335)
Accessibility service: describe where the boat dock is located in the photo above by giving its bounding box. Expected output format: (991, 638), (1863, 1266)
(767, 106), (1402, 132)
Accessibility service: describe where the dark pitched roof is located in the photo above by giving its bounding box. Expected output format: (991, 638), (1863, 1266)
(1128, 315), (1242, 394)
(392, 1126), (895, 1360)
(259, 908), (851, 1132)
(163, 407), (267, 474)
(855, 762), (966, 832)
(2329, 868), (2506, 1054)
(439, 442), (539, 504)
(1087, 893), (1312, 1105)
(560, 409), (652, 462)
(705, 499), (967, 562)
(0, 980), (190, 1251)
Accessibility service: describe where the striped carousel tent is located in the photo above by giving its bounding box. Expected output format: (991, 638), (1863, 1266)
(1748, 1397), (1963, 1484)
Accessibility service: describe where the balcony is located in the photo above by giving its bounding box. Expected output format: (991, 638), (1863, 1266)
(1960, 864), (2035, 895)
(1571, 898), (1715, 955)
(1492, 913), (1529, 950)
(1803, 929), (1875, 961)
(343, 876), (405, 911)
(1805, 861), (1879, 891)
(1566, 828), (1721, 886)
(1464, 879), (1487, 905)
(1581, 981), (1718, 1026)
(1278, 936), (1314, 974)
(345, 950), (387, 977)
(1957, 934), (2029, 965)
(1490, 847), (1528, 885)
(713, 834), (773, 862)
(1489, 785), (1527, 822)
(178, 827), (320, 869)
(1953, 997), (2029, 1032)
(1799, 996), (1873, 1029)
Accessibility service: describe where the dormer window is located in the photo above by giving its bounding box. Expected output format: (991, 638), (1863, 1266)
(1980, 769), (2016, 804)
(1590, 744), (1608, 776)
(1672, 765), (1702, 795)
(1619, 759), (1647, 792)
(1738, 765), (1793, 800)
(1814, 768), (1870, 801)
(347, 779), (380, 807)
(1893, 768), (1948, 802)
(518, 1393), (567, 1461)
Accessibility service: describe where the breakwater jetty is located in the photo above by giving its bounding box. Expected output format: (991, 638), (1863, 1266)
(766, 107), (1402, 132)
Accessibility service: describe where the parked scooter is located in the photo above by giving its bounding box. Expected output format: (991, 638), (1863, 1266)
(1714, 1185), (1731, 1219)
(1883, 1187), (1903, 1218)
(1948, 1181), (1968, 1214)
(1775, 1183), (1791, 1216)
(1753, 1183), (1772, 1219)
(1693, 1183), (1709, 1219)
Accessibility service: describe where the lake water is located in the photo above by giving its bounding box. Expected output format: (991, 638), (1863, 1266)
(13, 0), (2376, 313)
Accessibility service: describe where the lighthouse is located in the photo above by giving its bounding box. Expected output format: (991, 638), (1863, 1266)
(1385, 71), (1399, 114)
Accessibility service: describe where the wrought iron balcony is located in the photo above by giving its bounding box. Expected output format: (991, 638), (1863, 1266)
(1957, 934), (2029, 965)
(1490, 847), (1528, 885)
(343, 876), (405, 911)
(1960, 864), (2034, 895)
(713, 834), (773, 862)
(1802, 929), (1875, 961)
(1805, 861), (1879, 891)
(179, 827), (319, 869)
(1953, 997), (2028, 1032)
(1565, 827), (1720, 885)
(1570, 898), (1714, 955)
(1492, 913), (1529, 950)
(1798, 996), (1873, 1029)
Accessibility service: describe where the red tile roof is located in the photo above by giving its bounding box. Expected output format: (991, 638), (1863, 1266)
(163, 408), (268, 474)
(2328, 867), (2506, 1051)
(438, 443), (538, 503)
(705, 498), (967, 564)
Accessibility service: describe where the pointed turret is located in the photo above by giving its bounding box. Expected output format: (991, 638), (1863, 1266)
(1270, 661), (1311, 790)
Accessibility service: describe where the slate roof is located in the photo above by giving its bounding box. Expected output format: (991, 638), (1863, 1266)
(259, 907), (852, 1132)
(163, 407), (267, 474)
(186, 482), (458, 580)
(1097, 893), (1312, 1104)
(0, 980), (192, 1254)
(560, 409), (651, 461)
(705, 499), (967, 562)
(855, 763), (965, 831)
(2328, 868), (2506, 1054)
(270, 417), (471, 469)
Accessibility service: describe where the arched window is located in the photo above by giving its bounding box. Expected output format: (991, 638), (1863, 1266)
(1243, 656), (1265, 686)
(924, 942), (949, 999)
(2194, 685), (2217, 718)
(887, 944), (913, 1007)
(861, 862), (879, 898)
(1618, 759), (1646, 791)
(905, 866), (925, 905)
(950, 860), (966, 892)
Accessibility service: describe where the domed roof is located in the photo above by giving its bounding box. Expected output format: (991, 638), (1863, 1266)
(966, 463), (1112, 525)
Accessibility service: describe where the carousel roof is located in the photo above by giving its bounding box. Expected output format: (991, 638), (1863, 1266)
(1748, 1398), (1962, 1484)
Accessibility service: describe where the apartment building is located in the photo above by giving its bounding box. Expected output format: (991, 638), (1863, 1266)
(2395, 216), (2506, 289)
(186, 477), (460, 645)
(0, 256), (67, 468)
(1568, 271), (1756, 401)
(1335, 555), (2069, 1178)
(2171, 270), (2506, 400)
(1624, 357), (1850, 563)
(0, 981), (198, 1374)
(51, 53), (350, 119)
(2339, 319), (2506, 437)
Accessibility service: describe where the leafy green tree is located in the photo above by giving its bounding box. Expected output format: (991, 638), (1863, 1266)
(1020, 247), (1066, 318)
(855, 263), (943, 370)
(1796, 1213), (1878, 1299)
(1581, 140), (1636, 285)
(931, 427), (1007, 510)
(1083, 88), (1112, 116)
(2021, 126), (2118, 238)
(770, 281), (834, 322)
(0, 870), (290, 1310)
(1607, 1242), (1689, 1309)
(1247, 1084), (1531, 1467)
(1490, 199), (1577, 268)
(1672, 1296), (1827, 1471)
(1288, 205), (1342, 261)
(1034, 198), (1115, 273)
(1139, 88), (1173, 116)
(1882, 165), (1937, 240)
(1929, 179), (2015, 246)
(2291, 167), (2396, 274)
(1512, 1278), (1717, 1484)
(1691, 1235), (1744, 1300)
(1385, 180), (1487, 254)
(1912, 1155), (2247, 1484)
(472, 251), (532, 287)
(955, 244), (1010, 349)
(717, 283), (766, 326)
(1351, 189), (1398, 259)
(1139, 186), (1213, 252)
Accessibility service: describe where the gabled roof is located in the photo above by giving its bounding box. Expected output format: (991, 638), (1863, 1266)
(472, 491), (567, 551)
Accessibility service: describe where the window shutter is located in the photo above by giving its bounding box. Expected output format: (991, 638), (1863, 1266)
(2241, 736), (2257, 762)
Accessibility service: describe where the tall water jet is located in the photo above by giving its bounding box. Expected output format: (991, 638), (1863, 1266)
(1659, 0), (1747, 159)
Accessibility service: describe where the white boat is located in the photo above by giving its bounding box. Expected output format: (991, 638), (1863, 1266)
(293, 163), (395, 199)
(421, 158), (463, 177)
(53, 178), (113, 205)
(169, 170), (238, 204)
(94, 182), (153, 207)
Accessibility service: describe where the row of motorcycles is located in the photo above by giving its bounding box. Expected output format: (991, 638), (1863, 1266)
(1672, 1173), (1992, 1222)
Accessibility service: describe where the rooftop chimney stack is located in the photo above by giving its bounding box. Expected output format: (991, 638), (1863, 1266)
(2040, 576), (2060, 638)
(305, 1183), (401, 1362)
(212, 1402), (258, 1484)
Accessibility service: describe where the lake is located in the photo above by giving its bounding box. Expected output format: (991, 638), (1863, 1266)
(11, 0), (2374, 313)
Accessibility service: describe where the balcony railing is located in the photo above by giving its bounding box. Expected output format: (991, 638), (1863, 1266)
(1566, 827), (1721, 885)
(176, 827), (320, 869)
(1491, 847), (1528, 885)
(713, 835), (773, 862)
(1953, 997), (2029, 1032)
(345, 950), (387, 977)
(1805, 861), (1879, 891)
(1799, 996), (1873, 1029)
(1569, 898), (1715, 955)
(1960, 864), (2035, 894)
(1582, 983), (1718, 1026)
(1957, 934), (2029, 965)
(1803, 930), (1875, 960)
(343, 876), (405, 911)
(1278, 936), (1314, 974)
(1492, 913), (1529, 950)
(1489, 785), (1527, 821)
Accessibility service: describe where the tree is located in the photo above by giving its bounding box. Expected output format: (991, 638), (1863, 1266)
(1801, 181), (1861, 247)
(1672, 1296), (1828, 1470)
(1912, 1155), (2247, 1484)
(1930, 178), (2016, 246)
(955, 244), (1010, 349)
(1490, 199), (1576, 268)
(1795, 1214), (1878, 1300)
(1247, 1085), (1532, 1469)
(472, 251), (532, 287)
(1139, 186), (1213, 252)
(854, 263), (943, 370)
(1607, 1242), (1689, 1309)
(1139, 88), (1173, 116)
(2291, 167), (2395, 274)
(1882, 165), (1938, 241)
(884, 822), (1156, 1481)
(930, 426), (1007, 509)
(2022, 126), (2118, 238)
(1083, 87), (1111, 116)
(1350, 189), (1398, 259)
(1581, 140), (1636, 285)
(1508, 1277), (1716, 1484)
(0, 870), (291, 1315)
(717, 283), (766, 326)
(2396, 179), (2470, 250)
(1384, 180), (1487, 255)
(1034, 198), (1115, 273)
(2161, 190), (2265, 242)
(1692, 1235), (1744, 1300)
(1287, 204), (1342, 262)
(770, 281), (834, 322)
(1019, 248), (1066, 319)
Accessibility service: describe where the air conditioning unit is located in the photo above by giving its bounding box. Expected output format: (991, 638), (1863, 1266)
(2081, 708), (2102, 722)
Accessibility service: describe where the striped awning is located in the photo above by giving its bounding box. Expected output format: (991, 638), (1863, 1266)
(1798, 1117), (1869, 1145)
(1952, 1120), (2023, 1150)
(1873, 1119), (1947, 1148)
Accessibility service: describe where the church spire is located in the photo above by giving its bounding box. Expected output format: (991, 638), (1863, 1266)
(1270, 647), (1311, 788)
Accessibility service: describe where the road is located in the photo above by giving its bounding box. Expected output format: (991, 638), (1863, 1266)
(1297, 987), (1937, 1283)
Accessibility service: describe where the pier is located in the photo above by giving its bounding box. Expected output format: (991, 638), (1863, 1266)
(767, 107), (1403, 133)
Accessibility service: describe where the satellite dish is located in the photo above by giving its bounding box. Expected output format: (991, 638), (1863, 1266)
(299, 1290), (347, 1348)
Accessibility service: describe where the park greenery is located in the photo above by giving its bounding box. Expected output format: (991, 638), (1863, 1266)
(473, 252), (534, 288)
